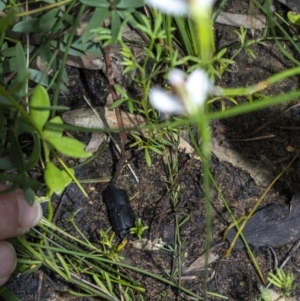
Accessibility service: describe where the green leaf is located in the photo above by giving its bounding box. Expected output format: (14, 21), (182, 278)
(29, 85), (50, 132)
(93, 275), (110, 293)
(28, 68), (51, 87)
(144, 148), (151, 167)
(51, 34), (103, 56)
(0, 1), (6, 11)
(38, 8), (59, 30)
(22, 184), (36, 205)
(45, 162), (73, 195)
(42, 116), (63, 138)
(28, 69), (68, 92)
(45, 136), (92, 158)
(61, 168), (74, 188)
(127, 99), (133, 113)
(216, 47), (227, 59)
(0, 9), (15, 33)
(0, 94), (10, 105)
(288, 11), (300, 26)
(44, 258), (68, 280)
(13, 19), (38, 33)
(80, 0), (110, 8)
(0, 174), (22, 192)
(12, 9), (59, 33)
(9, 129), (25, 172)
(15, 43), (28, 96)
(0, 287), (22, 301)
(81, 7), (109, 43)
(0, 111), (7, 141)
(116, 0), (144, 8)
(0, 57), (16, 74)
(2, 45), (34, 57)
(24, 133), (41, 170)
(21, 176), (42, 192)
(56, 253), (71, 280)
(16, 117), (36, 134)
(148, 145), (163, 154)
(0, 156), (16, 170)
(109, 97), (126, 109)
(111, 10), (121, 43)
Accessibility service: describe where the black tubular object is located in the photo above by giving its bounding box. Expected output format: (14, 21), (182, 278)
(102, 185), (135, 239)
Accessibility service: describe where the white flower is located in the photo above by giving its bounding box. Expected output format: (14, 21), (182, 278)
(149, 88), (185, 114)
(185, 69), (211, 107)
(145, 0), (189, 15)
(145, 0), (215, 16)
(149, 68), (212, 115)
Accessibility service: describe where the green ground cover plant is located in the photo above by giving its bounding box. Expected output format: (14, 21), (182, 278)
(0, 0), (299, 299)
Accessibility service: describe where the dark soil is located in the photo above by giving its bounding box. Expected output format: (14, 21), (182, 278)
(4, 0), (300, 300)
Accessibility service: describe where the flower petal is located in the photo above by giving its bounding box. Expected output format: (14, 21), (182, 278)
(193, 0), (215, 10)
(186, 69), (211, 107)
(168, 69), (185, 86)
(149, 88), (185, 114)
(145, 0), (189, 15)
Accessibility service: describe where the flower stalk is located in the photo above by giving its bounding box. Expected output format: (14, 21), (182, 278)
(191, 0), (215, 65)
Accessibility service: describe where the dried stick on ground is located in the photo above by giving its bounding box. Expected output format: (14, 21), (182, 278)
(102, 45), (127, 159)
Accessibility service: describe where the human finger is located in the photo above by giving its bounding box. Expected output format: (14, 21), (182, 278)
(0, 241), (17, 286)
(0, 186), (43, 240)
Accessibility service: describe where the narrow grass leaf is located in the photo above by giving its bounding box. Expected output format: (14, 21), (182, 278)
(56, 253), (71, 280)
(8, 129), (24, 172)
(24, 133), (41, 170)
(45, 258), (68, 280)
(0, 287), (22, 301)
(103, 271), (113, 294)
(144, 148), (151, 166)
(147, 145), (163, 154)
(93, 275), (110, 294)
(17, 236), (43, 260)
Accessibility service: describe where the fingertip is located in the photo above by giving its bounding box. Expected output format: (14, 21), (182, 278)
(0, 241), (16, 286)
(17, 194), (43, 233)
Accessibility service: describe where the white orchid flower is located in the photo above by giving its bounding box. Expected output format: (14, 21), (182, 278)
(149, 68), (212, 116)
(145, 0), (214, 16)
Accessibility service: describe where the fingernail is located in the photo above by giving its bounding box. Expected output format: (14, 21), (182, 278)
(0, 242), (17, 286)
(17, 192), (43, 232)
(31, 201), (43, 227)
